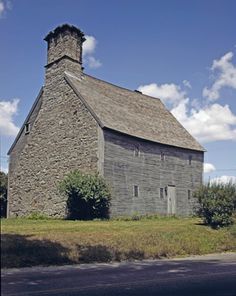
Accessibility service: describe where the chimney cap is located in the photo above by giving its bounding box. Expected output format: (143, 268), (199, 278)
(44, 24), (86, 42)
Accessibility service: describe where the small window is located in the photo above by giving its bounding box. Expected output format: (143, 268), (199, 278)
(188, 190), (191, 200)
(160, 152), (165, 161)
(134, 145), (140, 157)
(25, 123), (30, 134)
(165, 187), (168, 196)
(133, 185), (139, 197)
(188, 155), (192, 165)
(160, 188), (164, 198)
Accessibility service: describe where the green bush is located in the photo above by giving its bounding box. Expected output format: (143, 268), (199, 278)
(59, 171), (111, 220)
(194, 182), (236, 228)
(0, 172), (8, 218)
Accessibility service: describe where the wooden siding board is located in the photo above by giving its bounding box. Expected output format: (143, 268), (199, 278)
(103, 129), (203, 216)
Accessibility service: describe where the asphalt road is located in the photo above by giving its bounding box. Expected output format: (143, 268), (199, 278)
(1, 253), (236, 296)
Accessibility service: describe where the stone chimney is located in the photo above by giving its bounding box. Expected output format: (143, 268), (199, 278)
(44, 24), (85, 72)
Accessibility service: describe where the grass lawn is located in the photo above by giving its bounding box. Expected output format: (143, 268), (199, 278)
(1, 216), (236, 268)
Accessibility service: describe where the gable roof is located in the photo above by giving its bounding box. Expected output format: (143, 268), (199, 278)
(65, 72), (205, 152)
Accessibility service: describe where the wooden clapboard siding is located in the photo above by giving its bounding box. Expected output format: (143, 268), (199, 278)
(103, 129), (203, 216)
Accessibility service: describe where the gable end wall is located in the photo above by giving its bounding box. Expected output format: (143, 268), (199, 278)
(8, 66), (99, 218)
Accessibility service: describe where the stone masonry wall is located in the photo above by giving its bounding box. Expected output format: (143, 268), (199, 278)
(47, 29), (83, 66)
(8, 58), (99, 217)
(8, 90), (43, 178)
(103, 129), (203, 217)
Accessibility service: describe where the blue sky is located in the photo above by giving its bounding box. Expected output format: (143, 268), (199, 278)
(0, 0), (236, 182)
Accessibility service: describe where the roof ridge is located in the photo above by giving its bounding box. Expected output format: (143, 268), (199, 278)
(83, 73), (164, 103)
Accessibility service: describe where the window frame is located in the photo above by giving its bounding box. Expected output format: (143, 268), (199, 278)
(160, 151), (165, 161)
(160, 188), (164, 199)
(188, 155), (192, 165)
(25, 122), (31, 134)
(188, 189), (191, 200)
(133, 185), (139, 197)
(133, 145), (140, 157)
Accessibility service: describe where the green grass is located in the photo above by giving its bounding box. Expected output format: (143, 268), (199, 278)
(1, 216), (236, 268)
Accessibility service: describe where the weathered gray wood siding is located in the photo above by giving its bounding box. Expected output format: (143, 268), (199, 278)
(103, 129), (203, 216)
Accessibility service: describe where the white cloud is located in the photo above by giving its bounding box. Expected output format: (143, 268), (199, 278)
(183, 80), (192, 89)
(87, 56), (102, 69)
(171, 101), (236, 143)
(203, 52), (236, 100)
(0, 0), (11, 18)
(0, 99), (20, 136)
(83, 35), (97, 56)
(82, 35), (102, 69)
(210, 175), (236, 184)
(204, 163), (216, 173)
(138, 83), (186, 106)
(0, 1), (5, 16)
(139, 77), (236, 143)
(139, 52), (236, 144)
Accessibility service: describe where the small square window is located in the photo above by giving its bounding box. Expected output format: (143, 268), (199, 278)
(134, 145), (140, 157)
(188, 155), (192, 165)
(25, 123), (30, 134)
(160, 188), (164, 198)
(133, 185), (139, 197)
(188, 190), (191, 200)
(161, 152), (165, 161)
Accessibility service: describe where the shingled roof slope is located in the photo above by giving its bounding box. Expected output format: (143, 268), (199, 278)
(65, 72), (205, 152)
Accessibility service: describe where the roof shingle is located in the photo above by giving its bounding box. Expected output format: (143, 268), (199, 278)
(65, 71), (205, 152)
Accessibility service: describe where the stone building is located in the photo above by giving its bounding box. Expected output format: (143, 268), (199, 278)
(7, 24), (204, 218)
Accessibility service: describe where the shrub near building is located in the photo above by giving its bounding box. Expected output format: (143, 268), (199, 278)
(194, 182), (236, 228)
(59, 171), (111, 220)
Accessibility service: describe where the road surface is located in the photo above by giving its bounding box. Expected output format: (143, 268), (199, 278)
(2, 253), (236, 296)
